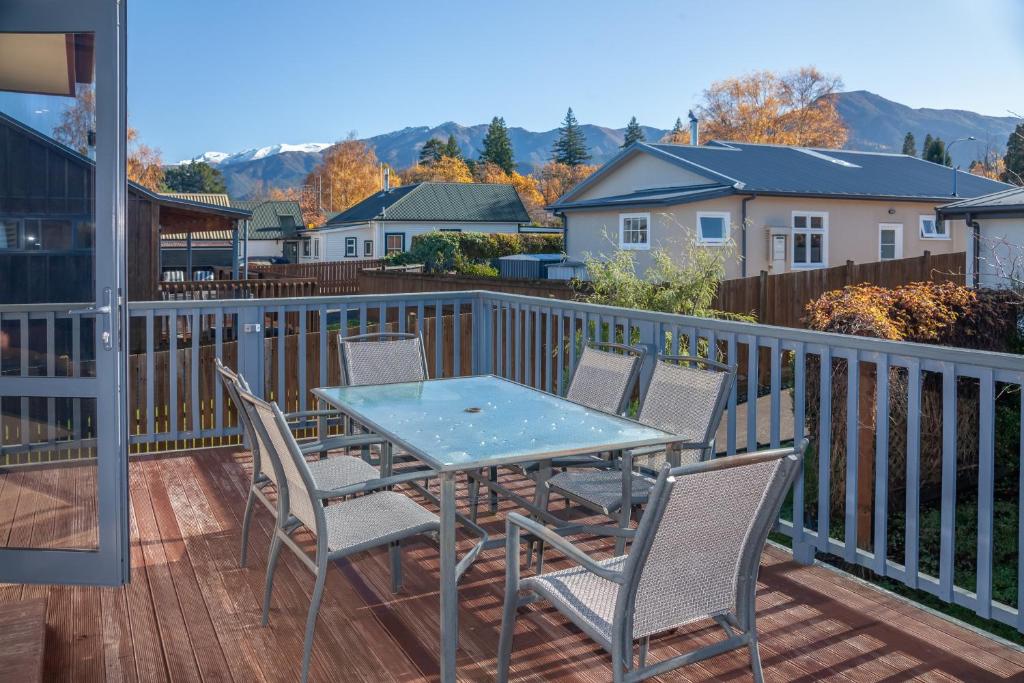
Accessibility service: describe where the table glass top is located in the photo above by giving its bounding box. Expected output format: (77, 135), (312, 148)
(314, 375), (674, 470)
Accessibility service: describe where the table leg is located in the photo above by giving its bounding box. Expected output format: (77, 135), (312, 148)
(381, 441), (393, 479)
(616, 450), (631, 556)
(439, 471), (458, 683)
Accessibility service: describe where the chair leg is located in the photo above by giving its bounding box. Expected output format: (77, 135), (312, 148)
(239, 487), (257, 567)
(261, 531), (284, 626)
(496, 596), (519, 683)
(300, 566), (328, 683)
(526, 478), (552, 568)
(638, 636), (650, 668)
(389, 541), (403, 594)
(749, 636), (764, 683)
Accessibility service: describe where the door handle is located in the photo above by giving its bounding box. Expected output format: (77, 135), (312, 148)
(67, 288), (115, 350)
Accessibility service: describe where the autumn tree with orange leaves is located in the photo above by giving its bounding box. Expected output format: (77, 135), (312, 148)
(473, 162), (549, 225)
(304, 138), (393, 219)
(535, 161), (598, 207)
(53, 87), (166, 190)
(401, 155), (474, 184)
(695, 66), (847, 148)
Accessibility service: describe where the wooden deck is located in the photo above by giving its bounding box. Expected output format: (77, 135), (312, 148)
(2, 448), (1024, 682)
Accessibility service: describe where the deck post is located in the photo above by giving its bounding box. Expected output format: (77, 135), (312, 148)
(238, 305), (264, 398)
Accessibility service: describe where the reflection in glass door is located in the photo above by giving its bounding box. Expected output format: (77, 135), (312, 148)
(1, 0), (129, 586)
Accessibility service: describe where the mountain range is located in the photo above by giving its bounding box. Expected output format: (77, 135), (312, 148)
(179, 91), (1019, 199)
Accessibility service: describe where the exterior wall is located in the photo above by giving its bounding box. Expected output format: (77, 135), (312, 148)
(967, 217), (1024, 289)
(245, 239), (284, 259)
(565, 195), (967, 279)
(571, 152), (713, 202)
(303, 220), (523, 261)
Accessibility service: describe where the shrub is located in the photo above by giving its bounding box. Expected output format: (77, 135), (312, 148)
(383, 230), (565, 275)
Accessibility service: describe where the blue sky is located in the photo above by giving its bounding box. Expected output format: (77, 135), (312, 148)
(128, 0), (1024, 161)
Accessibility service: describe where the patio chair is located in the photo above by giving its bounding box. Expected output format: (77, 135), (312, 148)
(236, 387), (440, 683)
(338, 331), (428, 386)
(535, 355), (735, 565)
(497, 442), (805, 683)
(470, 341), (645, 523)
(215, 358), (390, 567)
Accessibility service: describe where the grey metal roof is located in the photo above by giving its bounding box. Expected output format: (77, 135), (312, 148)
(552, 184), (735, 210)
(552, 141), (1013, 210)
(324, 182), (530, 226)
(937, 186), (1024, 218)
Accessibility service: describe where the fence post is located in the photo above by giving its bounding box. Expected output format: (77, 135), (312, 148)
(923, 250), (932, 281)
(634, 319), (659, 397)
(845, 260), (855, 286)
(238, 305), (265, 397)
(758, 270), (768, 323)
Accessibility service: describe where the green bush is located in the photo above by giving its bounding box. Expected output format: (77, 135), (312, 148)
(384, 230), (564, 275)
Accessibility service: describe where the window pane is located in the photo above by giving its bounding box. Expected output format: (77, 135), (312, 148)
(75, 221), (95, 250)
(41, 220), (72, 250)
(24, 220), (41, 249)
(794, 233), (806, 262)
(936, 221), (946, 235)
(0, 220), (18, 249)
(880, 230), (895, 246)
(921, 218), (935, 235)
(811, 234), (823, 262)
(810, 216), (823, 229)
(794, 215), (807, 229)
(881, 244), (895, 259)
(699, 216), (724, 240)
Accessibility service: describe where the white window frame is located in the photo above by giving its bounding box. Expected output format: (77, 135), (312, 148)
(344, 236), (357, 258)
(919, 214), (949, 240)
(618, 212), (650, 250)
(696, 211), (730, 245)
(791, 211), (828, 269)
(312, 237), (320, 259)
(878, 223), (904, 261)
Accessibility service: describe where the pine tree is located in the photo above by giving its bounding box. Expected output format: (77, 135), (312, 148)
(921, 134), (933, 160)
(419, 138), (444, 165)
(480, 116), (515, 173)
(1003, 122), (1024, 185)
(443, 134), (462, 160)
(923, 136), (952, 167)
(621, 116), (645, 148)
(163, 160), (226, 193)
(551, 107), (591, 166)
(901, 132), (916, 156)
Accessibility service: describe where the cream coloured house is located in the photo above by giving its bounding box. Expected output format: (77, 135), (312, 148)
(938, 186), (1024, 289)
(551, 141), (1012, 279)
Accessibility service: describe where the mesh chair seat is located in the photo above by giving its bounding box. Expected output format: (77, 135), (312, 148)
(306, 455), (381, 492)
(521, 556), (627, 645)
(323, 491), (439, 553)
(546, 470), (656, 514)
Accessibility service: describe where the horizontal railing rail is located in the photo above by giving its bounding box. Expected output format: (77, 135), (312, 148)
(1, 288), (1021, 634)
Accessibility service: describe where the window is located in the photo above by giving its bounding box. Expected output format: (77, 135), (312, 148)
(385, 233), (405, 255)
(345, 236), (357, 257)
(791, 211), (827, 268)
(279, 214), (296, 229)
(75, 221), (95, 250)
(878, 224), (903, 261)
(313, 238), (320, 258)
(302, 239), (311, 257)
(439, 228), (462, 233)
(696, 211), (730, 244)
(363, 239), (373, 257)
(618, 213), (650, 250)
(0, 219), (19, 249)
(920, 215), (948, 239)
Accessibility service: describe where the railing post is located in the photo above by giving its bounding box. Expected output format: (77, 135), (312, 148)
(472, 293), (491, 375)
(634, 319), (658, 396)
(238, 305), (265, 397)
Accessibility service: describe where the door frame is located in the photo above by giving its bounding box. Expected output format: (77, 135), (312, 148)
(1, 0), (129, 586)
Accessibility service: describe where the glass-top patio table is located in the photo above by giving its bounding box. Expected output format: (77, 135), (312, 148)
(313, 375), (679, 683)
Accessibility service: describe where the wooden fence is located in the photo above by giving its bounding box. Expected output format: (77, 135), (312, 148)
(250, 259), (385, 294)
(159, 278), (319, 301)
(357, 269), (578, 299)
(715, 251), (967, 328)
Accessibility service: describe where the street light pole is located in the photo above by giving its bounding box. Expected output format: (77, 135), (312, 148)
(946, 136), (976, 197)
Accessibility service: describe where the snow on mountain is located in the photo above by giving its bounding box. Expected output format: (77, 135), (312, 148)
(176, 142), (331, 167)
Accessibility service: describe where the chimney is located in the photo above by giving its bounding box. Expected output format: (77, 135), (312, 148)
(688, 110), (699, 146)
(382, 164), (390, 192)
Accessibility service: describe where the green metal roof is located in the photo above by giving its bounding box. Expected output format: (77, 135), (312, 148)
(324, 182), (530, 226)
(160, 192), (233, 207)
(232, 200), (304, 239)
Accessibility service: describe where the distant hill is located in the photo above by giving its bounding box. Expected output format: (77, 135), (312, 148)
(196, 92), (1017, 198)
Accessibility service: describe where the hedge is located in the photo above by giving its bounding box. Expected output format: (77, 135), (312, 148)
(386, 230), (564, 274)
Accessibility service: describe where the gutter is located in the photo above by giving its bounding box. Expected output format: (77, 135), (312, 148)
(555, 211), (568, 254)
(967, 212), (981, 288)
(740, 194), (756, 278)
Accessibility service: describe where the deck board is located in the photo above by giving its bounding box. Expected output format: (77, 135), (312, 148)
(1, 447), (1024, 682)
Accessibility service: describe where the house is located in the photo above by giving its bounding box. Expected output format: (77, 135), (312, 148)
(938, 186), (1024, 289)
(550, 140), (1012, 278)
(0, 112), (250, 302)
(160, 196), (305, 277)
(302, 181), (530, 261)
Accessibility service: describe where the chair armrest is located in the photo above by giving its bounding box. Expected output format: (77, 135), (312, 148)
(284, 409), (341, 420)
(629, 440), (707, 457)
(315, 469), (437, 499)
(507, 513), (625, 584)
(299, 433), (385, 455)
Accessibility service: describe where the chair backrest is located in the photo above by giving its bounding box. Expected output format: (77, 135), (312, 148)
(237, 387), (322, 536)
(338, 332), (429, 386)
(616, 441), (805, 642)
(564, 342), (645, 415)
(215, 358), (276, 485)
(635, 355), (736, 467)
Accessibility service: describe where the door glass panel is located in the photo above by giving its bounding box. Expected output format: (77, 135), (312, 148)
(0, 32), (99, 550)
